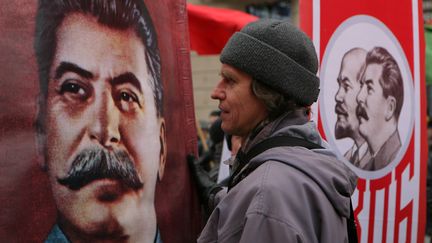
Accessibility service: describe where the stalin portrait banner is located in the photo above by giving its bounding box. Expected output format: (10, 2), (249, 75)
(0, 0), (201, 242)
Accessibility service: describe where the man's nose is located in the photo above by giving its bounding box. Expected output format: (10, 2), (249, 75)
(335, 87), (344, 103)
(356, 86), (366, 104)
(210, 81), (225, 100)
(89, 91), (121, 148)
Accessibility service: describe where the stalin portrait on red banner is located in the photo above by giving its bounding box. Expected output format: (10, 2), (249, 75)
(34, 0), (166, 242)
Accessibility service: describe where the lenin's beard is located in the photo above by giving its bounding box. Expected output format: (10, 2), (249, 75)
(335, 123), (351, 139)
(57, 149), (144, 191)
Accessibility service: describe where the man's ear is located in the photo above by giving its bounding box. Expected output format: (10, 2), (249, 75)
(158, 118), (167, 181)
(384, 96), (396, 121)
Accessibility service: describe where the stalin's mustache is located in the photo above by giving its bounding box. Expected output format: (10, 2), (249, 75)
(57, 148), (143, 191)
(356, 104), (369, 121)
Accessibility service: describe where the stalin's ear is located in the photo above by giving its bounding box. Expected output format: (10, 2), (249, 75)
(384, 95), (396, 121)
(158, 119), (166, 180)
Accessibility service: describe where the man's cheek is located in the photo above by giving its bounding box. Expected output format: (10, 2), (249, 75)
(50, 115), (88, 161)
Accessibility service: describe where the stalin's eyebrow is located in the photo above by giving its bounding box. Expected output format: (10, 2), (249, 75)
(55, 62), (94, 80)
(110, 72), (142, 94)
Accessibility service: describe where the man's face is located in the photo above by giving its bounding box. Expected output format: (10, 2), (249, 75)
(356, 63), (388, 141)
(44, 13), (165, 240)
(334, 54), (364, 139)
(210, 64), (268, 138)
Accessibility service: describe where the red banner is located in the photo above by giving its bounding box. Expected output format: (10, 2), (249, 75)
(301, 0), (427, 242)
(0, 0), (200, 242)
(187, 4), (258, 55)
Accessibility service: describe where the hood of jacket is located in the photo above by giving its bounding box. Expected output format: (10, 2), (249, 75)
(242, 109), (358, 218)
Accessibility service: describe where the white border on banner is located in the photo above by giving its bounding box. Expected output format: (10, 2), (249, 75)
(310, 0), (320, 121)
(411, 0), (421, 242)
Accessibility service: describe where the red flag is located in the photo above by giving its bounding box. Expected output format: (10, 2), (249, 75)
(187, 4), (258, 55)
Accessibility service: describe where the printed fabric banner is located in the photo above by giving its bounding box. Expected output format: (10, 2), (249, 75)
(0, 0), (201, 242)
(300, 0), (427, 242)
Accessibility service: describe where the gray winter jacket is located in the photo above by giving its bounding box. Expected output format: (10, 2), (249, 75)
(198, 110), (357, 243)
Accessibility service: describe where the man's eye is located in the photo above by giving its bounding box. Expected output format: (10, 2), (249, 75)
(117, 90), (141, 111)
(343, 83), (349, 91)
(59, 82), (88, 100)
(120, 91), (138, 103)
(61, 83), (82, 93)
(225, 78), (235, 86)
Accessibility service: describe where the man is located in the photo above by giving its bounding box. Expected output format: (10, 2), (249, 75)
(34, 1), (166, 242)
(334, 48), (371, 169)
(196, 19), (357, 242)
(356, 47), (404, 171)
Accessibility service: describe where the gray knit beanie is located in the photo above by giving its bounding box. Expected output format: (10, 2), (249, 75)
(220, 19), (320, 106)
